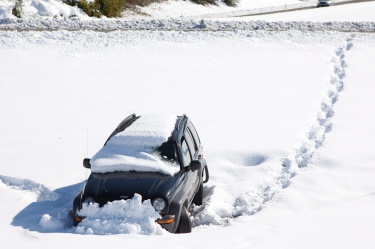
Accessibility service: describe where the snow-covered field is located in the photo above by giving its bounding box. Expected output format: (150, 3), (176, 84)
(1, 0), (375, 248)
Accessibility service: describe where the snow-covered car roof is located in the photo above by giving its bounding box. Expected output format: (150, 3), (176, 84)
(90, 114), (180, 176)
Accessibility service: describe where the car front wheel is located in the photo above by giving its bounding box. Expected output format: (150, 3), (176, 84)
(193, 183), (203, 206)
(175, 206), (192, 233)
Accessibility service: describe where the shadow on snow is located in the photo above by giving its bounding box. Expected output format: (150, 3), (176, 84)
(2, 175), (85, 233)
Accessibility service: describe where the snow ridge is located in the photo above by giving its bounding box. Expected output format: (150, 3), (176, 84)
(1, 19), (375, 32)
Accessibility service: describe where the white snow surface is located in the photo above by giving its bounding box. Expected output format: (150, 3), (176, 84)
(1, 1), (375, 249)
(90, 114), (180, 176)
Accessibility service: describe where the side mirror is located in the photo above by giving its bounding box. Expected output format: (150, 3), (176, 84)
(83, 158), (91, 169)
(187, 160), (202, 172)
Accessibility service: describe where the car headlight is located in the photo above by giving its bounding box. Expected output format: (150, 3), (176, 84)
(83, 197), (95, 205)
(152, 198), (166, 212)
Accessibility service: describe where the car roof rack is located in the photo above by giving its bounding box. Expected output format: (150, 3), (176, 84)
(177, 114), (187, 130)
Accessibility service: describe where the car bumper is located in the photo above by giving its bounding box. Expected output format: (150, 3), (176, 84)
(156, 214), (176, 232)
(75, 213), (176, 232)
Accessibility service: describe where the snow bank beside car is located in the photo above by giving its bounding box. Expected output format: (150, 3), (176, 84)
(90, 114), (180, 176)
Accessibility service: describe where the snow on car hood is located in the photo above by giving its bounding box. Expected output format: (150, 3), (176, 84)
(90, 114), (180, 176)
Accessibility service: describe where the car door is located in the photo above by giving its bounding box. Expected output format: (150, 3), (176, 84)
(180, 137), (198, 203)
(184, 131), (200, 200)
(187, 122), (203, 160)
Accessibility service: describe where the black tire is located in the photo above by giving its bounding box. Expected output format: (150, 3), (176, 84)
(193, 183), (203, 206)
(175, 206), (192, 233)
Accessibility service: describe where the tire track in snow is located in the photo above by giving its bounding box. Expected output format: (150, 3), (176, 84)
(192, 35), (355, 226)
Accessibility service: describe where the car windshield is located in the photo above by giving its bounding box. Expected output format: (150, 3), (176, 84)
(156, 141), (178, 164)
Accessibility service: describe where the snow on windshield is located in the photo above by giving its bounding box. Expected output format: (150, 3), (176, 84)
(90, 114), (180, 176)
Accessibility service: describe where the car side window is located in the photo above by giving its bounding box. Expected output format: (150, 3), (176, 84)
(181, 139), (192, 167)
(185, 128), (197, 156)
(188, 123), (201, 147)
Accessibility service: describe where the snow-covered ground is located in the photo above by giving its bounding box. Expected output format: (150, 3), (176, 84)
(1, 0), (375, 248)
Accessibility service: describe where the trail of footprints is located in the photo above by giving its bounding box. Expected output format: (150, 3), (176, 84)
(286, 35), (355, 168)
(193, 35), (355, 226)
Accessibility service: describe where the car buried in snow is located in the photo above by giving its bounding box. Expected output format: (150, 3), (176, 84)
(72, 114), (209, 233)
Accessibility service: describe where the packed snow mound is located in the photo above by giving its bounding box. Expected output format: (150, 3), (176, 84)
(73, 194), (165, 235)
(90, 114), (180, 176)
(0, 0), (87, 19)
